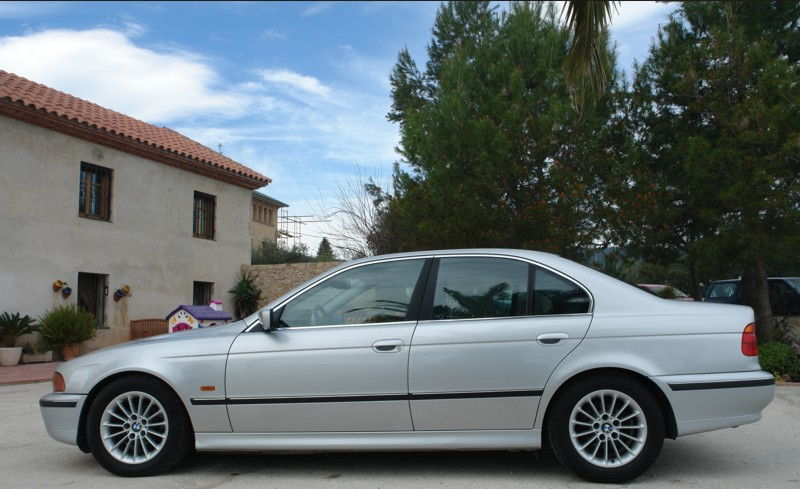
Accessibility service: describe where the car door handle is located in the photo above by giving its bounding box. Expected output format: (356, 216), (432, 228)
(537, 332), (569, 345)
(372, 339), (404, 353)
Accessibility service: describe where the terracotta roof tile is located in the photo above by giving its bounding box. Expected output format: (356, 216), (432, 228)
(0, 70), (270, 186)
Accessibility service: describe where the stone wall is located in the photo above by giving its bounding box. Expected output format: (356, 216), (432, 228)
(245, 262), (342, 308)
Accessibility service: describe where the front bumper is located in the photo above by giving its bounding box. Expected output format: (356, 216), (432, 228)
(40, 393), (87, 445)
(653, 370), (775, 437)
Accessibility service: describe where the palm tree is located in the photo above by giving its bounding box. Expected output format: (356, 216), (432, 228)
(562, 0), (618, 108)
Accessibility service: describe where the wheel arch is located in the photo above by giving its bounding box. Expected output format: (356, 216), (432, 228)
(76, 370), (194, 453)
(540, 367), (678, 441)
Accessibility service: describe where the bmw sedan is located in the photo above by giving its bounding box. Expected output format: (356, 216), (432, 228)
(40, 249), (774, 483)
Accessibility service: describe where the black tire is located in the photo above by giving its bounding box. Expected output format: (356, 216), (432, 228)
(547, 374), (665, 483)
(86, 375), (194, 476)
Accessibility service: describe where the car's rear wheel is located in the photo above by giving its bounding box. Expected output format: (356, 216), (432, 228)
(547, 374), (665, 483)
(86, 376), (193, 476)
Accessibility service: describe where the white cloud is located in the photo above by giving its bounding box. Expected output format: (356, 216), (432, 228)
(610, 2), (674, 30)
(0, 28), (247, 122)
(260, 69), (332, 98)
(261, 29), (287, 41)
(301, 1), (340, 17)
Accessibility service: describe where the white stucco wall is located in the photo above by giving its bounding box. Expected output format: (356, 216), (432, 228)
(0, 115), (254, 351)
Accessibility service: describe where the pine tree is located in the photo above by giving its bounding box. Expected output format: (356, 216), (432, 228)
(622, 1), (800, 339)
(316, 237), (336, 262)
(382, 1), (620, 259)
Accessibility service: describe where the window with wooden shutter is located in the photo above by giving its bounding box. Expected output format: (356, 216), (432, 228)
(79, 162), (112, 220)
(193, 191), (216, 239)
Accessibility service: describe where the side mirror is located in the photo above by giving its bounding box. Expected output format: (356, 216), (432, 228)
(258, 309), (278, 332)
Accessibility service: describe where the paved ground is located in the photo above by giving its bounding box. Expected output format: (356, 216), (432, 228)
(0, 362), (60, 385)
(2, 382), (798, 488)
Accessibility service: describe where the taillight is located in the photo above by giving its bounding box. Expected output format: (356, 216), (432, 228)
(741, 323), (758, 356)
(53, 372), (65, 392)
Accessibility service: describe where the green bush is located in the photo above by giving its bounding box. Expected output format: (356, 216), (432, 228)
(759, 341), (800, 381)
(0, 312), (39, 348)
(252, 240), (315, 264)
(38, 305), (96, 351)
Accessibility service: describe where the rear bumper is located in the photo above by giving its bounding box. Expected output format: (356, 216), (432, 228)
(40, 393), (87, 446)
(653, 371), (774, 437)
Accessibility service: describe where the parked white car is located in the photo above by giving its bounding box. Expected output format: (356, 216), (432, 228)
(40, 249), (774, 482)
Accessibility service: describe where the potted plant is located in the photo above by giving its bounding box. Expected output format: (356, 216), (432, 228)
(0, 312), (39, 366)
(38, 305), (96, 361)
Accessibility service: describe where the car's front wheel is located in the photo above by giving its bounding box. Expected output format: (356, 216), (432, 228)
(547, 374), (665, 483)
(86, 375), (193, 476)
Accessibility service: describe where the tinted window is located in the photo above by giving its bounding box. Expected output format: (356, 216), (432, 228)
(708, 282), (738, 299)
(279, 259), (425, 327)
(431, 258), (528, 320)
(533, 268), (590, 315)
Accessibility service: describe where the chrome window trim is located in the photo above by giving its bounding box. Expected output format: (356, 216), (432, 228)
(275, 320), (418, 331)
(245, 252), (594, 332)
(416, 313), (593, 325)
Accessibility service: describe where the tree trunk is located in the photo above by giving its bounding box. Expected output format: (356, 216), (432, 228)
(741, 256), (772, 342)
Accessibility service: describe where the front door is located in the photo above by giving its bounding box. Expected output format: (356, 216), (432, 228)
(226, 258), (430, 432)
(408, 256), (592, 431)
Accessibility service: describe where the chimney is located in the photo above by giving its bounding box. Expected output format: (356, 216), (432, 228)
(209, 299), (223, 311)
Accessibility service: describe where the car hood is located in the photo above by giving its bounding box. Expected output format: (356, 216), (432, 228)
(58, 321), (247, 371)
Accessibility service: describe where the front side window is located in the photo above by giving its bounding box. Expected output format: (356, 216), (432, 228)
(431, 257), (529, 320)
(279, 259), (426, 327)
(79, 162), (112, 220)
(532, 267), (590, 315)
(193, 191), (216, 239)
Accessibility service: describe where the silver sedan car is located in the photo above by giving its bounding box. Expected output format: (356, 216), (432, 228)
(40, 249), (774, 483)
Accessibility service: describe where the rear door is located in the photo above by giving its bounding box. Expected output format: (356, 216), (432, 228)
(408, 255), (593, 431)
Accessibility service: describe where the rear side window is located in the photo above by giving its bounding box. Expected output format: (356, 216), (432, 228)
(708, 282), (738, 299)
(533, 268), (591, 315)
(431, 257), (528, 320)
(428, 257), (591, 320)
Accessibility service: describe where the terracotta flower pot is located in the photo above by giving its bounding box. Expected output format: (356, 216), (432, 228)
(61, 343), (81, 361)
(61, 287), (72, 299)
(52, 281), (63, 292)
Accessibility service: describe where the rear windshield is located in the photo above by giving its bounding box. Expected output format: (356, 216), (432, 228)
(708, 282), (738, 298)
(785, 278), (800, 295)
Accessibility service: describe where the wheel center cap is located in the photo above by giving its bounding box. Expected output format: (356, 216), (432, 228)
(602, 423), (613, 433)
(132, 422), (141, 432)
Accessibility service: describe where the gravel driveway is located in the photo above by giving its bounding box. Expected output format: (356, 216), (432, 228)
(2, 382), (798, 488)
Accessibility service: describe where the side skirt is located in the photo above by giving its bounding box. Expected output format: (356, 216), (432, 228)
(195, 429), (542, 452)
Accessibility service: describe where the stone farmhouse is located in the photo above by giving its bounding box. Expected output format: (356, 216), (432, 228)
(0, 70), (270, 350)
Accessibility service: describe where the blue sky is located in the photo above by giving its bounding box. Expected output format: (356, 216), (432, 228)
(0, 1), (676, 251)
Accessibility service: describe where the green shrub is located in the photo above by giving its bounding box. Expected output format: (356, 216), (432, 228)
(252, 240), (315, 264)
(0, 312), (39, 347)
(38, 305), (96, 351)
(759, 341), (800, 380)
